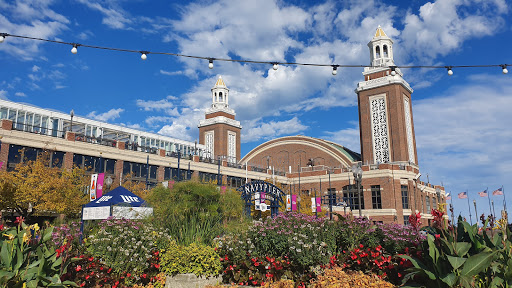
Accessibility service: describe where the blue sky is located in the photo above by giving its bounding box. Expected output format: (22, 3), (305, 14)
(0, 0), (511, 221)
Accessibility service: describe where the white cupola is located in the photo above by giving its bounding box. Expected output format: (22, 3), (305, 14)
(211, 76), (229, 109)
(368, 25), (395, 67)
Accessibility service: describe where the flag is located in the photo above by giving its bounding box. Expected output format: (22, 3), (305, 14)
(446, 196), (451, 200)
(458, 192), (468, 199)
(493, 188), (504, 196)
(478, 189), (488, 197)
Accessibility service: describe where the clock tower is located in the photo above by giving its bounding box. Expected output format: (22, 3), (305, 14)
(356, 26), (418, 165)
(198, 76), (242, 163)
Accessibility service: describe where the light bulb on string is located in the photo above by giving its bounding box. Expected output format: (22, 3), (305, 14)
(208, 59), (214, 69)
(71, 45), (78, 54)
(140, 51), (148, 60)
(332, 65), (338, 76)
(446, 66), (453, 76)
(390, 66), (396, 76)
(272, 63), (278, 70)
(0, 36), (4, 43)
(501, 65), (508, 74)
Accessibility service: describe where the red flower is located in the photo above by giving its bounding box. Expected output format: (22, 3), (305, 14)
(75, 265), (82, 272)
(435, 234), (441, 240)
(252, 281), (258, 285)
(127, 273), (131, 277)
(359, 244), (364, 248)
(154, 264), (160, 269)
(80, 283), (85, 287)
(254, 262), (260, 266)
(0, 224), (3, 231)
(142, 274), (147, 278)
(85, 275), (90, 280)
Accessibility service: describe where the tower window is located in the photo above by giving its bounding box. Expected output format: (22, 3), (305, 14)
(375, 46), (381, 58)
(383, 45), (388, 57)
(219, 92), (223, 102)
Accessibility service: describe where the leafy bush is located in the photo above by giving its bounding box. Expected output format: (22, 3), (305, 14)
(401, 212), (512, 287)
(160, 241), (221, 277)
(0, 218), (76, 287)
(85, 217), (171, 275)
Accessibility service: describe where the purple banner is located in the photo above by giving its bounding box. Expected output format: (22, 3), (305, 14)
(96, 173), (105, 199)
(316, 197), (321, 212)
(169, 180), (175, 190)
(221, 186), (227, 194)
(291, 195), (297, 211)
(0, 161), (3, 170)
(260, 192), (265, 204)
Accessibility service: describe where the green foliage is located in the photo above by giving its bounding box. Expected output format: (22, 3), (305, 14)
(401, 214), (512, 287)
(0, 221), (77, 287)
(85, 217), (171, 275)
(160, 241), (221, 277)
(147, 181), (246, 245)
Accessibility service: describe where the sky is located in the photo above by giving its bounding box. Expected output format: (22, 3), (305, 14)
(0, 0), (511, 221)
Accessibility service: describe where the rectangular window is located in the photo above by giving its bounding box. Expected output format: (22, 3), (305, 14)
(404, 215), (410, 225)
(0, 107), (7, 119)
(432, 197), (437, 211)
(401, 185), (409, 209)
(371, 185), (382, 209)
(425, 196), (431, 213)
(343, 185), (364, 210)
(123, 161), (131, 175)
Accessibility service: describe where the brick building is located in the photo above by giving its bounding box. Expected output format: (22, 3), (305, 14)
(0, 26), (445, 225)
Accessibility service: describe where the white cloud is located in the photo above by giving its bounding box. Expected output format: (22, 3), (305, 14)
(400, 0), (507, 62)
(0, 90), (8, 100)
(413, 75), (512, 195)
(160, 70), (184, 76)
(242, 117), (308, 143)
(75, 0), (132, 29)
(14, 92), (26, 97)
(55, 84), (66, 89)
(87, 108), (124, 122)
(136, 98), (175, 112)
(31, 65), (40, 72)
(158, 123), (193, 141)
(145, 116), (175, 127)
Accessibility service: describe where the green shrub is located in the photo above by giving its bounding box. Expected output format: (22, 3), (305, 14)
(85, 217), (171, 274)
(160, 241), (221, 277)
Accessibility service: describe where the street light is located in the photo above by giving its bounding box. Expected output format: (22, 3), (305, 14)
(328, 167), (333, 220)
(70, 109), (74, 133)
(352, 164), (363, 216)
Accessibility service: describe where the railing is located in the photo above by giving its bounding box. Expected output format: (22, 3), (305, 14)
(11, 122), (65, 139)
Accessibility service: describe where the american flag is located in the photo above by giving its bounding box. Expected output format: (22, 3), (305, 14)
(478, 189), (488, 197)
(493, 188), (504, 196)
(458, 192), (468, 199)
(446, 196), (451, 200)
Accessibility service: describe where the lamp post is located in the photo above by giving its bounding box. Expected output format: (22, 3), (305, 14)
(105, 176), (113, 193)
(194, 140), (197, 155)
(217, 155), (222, 186)
(328, 167), (333, 220)
(177, 148), (181, 182)
(70, 109), (74, 133)
(352, 164), (363, 217)
(473, 200), (478, 226)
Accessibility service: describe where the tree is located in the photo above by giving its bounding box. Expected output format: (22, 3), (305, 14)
(0, 151), (88, 220)
(106, 172), (150, 199)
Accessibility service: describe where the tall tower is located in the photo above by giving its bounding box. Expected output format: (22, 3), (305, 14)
(198, 76), (242, 163)
(355, 26), (418, 165)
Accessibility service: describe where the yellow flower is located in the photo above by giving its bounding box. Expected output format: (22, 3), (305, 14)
(23, 283), (26, 288)
(30, 223), (40, 232)
(3, 233), (14, 240)
(23, 232), (30, 243)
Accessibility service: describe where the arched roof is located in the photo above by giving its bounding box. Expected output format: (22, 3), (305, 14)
(240, 135), (361, 169)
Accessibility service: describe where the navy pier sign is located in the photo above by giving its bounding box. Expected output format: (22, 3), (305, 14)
(238, 180), (284, 218)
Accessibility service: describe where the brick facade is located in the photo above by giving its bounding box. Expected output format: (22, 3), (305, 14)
(199, 123), (241, 160)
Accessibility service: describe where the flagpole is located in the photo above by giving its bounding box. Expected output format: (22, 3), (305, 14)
(503, 185), (507, 217)
(487, 187), (492, 217)
(467, 190), (473, 225)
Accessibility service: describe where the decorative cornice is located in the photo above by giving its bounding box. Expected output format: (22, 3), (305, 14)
(355, 75), (413, 93)
(205, 105), (236, 116)
(198, 116), (242, 129)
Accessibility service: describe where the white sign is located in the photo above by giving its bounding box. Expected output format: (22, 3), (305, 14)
(311, 197), (316, 212)
(83, 206), (110, 220)
(112, 206), (153, 219)
(260, 203), (268, 212)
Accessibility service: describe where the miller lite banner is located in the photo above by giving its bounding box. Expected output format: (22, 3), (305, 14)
(89, 174), (98, 201)
(286, 195), (291, 211)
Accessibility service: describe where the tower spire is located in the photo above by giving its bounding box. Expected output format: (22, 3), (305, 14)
(368, 25), (394, 67)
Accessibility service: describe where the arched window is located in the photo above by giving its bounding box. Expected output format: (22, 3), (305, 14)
(375, 46), (381, 58)
(383, 45), (388, 57)
(219, 92), (223, 102)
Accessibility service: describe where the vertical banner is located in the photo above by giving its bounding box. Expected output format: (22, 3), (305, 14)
(292, 195), (297, 211)
(169, 180), (175, 190)
(311, 197), (316, 212)
(254, 192), (261, 210)
(89, 174), (98, 201)
(96, 173), (104, 199)
(286, 195), (291, 211)
(316, 197), (322, 212)
(0, 162), (3, 170)
(260, 192), (266, 204)
(221, 186), (227, 194)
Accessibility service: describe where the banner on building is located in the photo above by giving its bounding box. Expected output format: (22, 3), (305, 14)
(90, 174), (98, 201)
(291, 195), (297, 211)
(286, 195), (291, 211)
(96, 173), (105, 199)
(316, 197), (321, 212)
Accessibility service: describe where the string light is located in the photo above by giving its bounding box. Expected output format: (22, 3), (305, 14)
(390, 66), (397, 76)
(0, 32), (509, 76)
(331, 65), (338, 76)
(446, 66), (453, 76)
